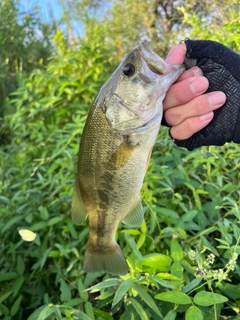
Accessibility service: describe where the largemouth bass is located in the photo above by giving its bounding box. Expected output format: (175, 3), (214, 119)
(72, 42), (185, 275)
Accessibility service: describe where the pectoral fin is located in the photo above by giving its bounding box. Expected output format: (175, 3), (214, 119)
(122, 199), (144, 227)
(71, 180), (88, 224)
(109, 139), (137, 170)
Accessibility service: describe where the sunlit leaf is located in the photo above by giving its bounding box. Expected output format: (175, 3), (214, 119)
(155, 291), (192, 305)
(193, 291), (228, 306)
(186, 306), (203, 320)
(112, 279), (133, 307)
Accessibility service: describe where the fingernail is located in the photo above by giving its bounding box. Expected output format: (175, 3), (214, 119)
(191, 66), (203, 76)
(199, 112), (213, 122)
(190, 77), (208, 94)
(208, 92), (226, 106)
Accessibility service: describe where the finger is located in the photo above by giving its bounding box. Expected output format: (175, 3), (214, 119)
(165, 44), (203, 81)
(165, 44), (186, 64)
(170, 112), (214, 140)
(163, 76), (209, 111)
(175, 67), (203, 82)
(164, 91), (226, 126)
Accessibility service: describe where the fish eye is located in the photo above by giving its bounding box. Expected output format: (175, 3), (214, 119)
(123, 63), (135, 76)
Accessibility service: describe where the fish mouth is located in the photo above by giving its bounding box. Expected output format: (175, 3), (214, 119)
(139, 41), (185, 77)
(139, 41), (168, 75)
(106, 42), (185, 135)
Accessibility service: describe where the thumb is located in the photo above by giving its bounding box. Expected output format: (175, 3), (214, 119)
(165, 44), (186, 64)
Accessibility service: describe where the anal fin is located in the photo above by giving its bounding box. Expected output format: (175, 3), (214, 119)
(71, 180), (88, 224)
(122, 199), (144, 228)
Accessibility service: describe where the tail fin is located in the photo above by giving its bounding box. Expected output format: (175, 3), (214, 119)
(84, 243), (128, 275)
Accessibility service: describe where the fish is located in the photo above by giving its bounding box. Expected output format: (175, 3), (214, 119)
(72, 42), (185, 275)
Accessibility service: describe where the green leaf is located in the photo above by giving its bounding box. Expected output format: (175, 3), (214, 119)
(55, 243), (69, 258)
(54, 306), (62, 320)
(27, 305), (46, 320)
(0, 196), (9, 205)
(186, 306), (203, 320)
(94, 309), (114, 320)
(155, 273), (181, 281)
(156, 208), (179, 219)
(36, 305), (55, 320)
(171, 261), (183, 279)
(112, 279), (133, 307)
(0, 291), (13, 304)
(64, 308), (71, 317)
(40, 247), (52, 270)
(0, 304), (9, 316)
(132, 283), (162, 317)
(141, 219), (147, 234)
(171, 239), (183, 261)
(200, 236), (219, 256)
(121, 229), (140, 235)
(140, 253), (172, 271)
(85, 301), (95, 320)
(63, 298), (82, 307)
(163, 310), (177, 320)
(182, 277), (202, 293)
(47, 216), (64, 226)
(30, 221), (48, 231)
(193, 291), (228, 306)
(136, 233), (146, 250)
(154, 291), (192, 305)
(181, 210), (198, 222)
(39, 206), (49, 220)
(221, 283), (240, 300)
(2, 216), (23, 233)
(129, 298), (148, 320)
(16, 255), (25, 275)
(60, 278), (71, 302)
(0, 273), (17, 281)
(10, 295), (22, 316)
(88, 278), (120, 292)
(13, 276), (24, 297)
(78, 279), (88, 302)
(153, 278), (179, 290)
(70, 309), (92, 320)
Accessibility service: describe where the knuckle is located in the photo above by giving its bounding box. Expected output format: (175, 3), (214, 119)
(193, 95), (210, 113)
(184, 118), (195, 132)
(174, 85), (189, 104)
(164, 107), (181, 126)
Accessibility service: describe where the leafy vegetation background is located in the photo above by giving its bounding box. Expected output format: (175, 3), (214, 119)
(0, 0), (240, 319)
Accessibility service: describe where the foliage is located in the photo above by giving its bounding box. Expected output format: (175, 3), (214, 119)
(0, 0), (54, 119)
(1, 1), (240, 320)
(179, 0), (240, 52)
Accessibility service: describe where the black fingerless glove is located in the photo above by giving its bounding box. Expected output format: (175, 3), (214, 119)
(174, 39), (240, 150)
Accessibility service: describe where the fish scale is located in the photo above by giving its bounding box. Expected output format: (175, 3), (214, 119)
(72, 42), (185, 275)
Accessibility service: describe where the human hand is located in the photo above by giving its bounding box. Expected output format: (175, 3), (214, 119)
(163, 43), (226, 147)
(163, 40), (240, 150)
